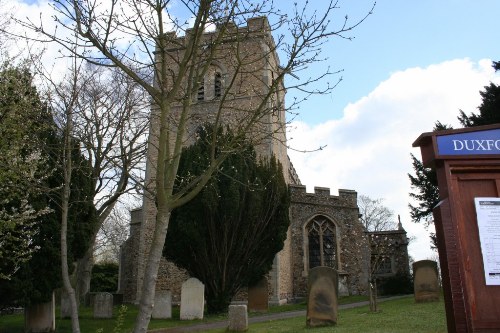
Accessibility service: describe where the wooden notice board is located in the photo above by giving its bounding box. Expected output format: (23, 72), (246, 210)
(414, 124), (500, 332)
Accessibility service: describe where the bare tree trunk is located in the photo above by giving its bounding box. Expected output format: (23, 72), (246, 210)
(133, 208), (171, 333)
(61, 117), (80, 332)
(369, 278), (378, 312)
(75, 248), (94, 304)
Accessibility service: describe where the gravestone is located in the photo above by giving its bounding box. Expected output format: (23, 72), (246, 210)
(306, 266), (338, 327)
(228, 305), (248, 331)
(180, 278), (204, 320)
(60, 290), (72, 319)
(25, 292), (55, 332)
(413, 260), (440, 302)
(93, 292), (113, 318)
(152, 290), (172, 319)
(248, 277), (268, 312)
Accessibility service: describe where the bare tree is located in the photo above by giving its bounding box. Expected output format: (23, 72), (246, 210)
(358, 194), (396, 231)
(47, 58), (84, 333)
(40, 60), (148, 332)
(357, 194), (399, 311)
(94, 202), (136, 263)
(17, 1), (374, 331)
(70, 64), (148, 304)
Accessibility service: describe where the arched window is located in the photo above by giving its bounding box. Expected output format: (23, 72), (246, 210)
(307, 216), (337, 269)
(214, 72), (222, 98)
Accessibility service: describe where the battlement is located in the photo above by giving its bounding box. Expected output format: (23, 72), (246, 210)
(289, 185), (358, 207)
(164, 16), (271, 43)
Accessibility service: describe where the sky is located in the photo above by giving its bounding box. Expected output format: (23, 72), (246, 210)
(285, 0), (500, 261)
(4, 0), (500, 262)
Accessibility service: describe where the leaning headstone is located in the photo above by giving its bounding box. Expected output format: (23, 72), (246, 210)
(248, 277), (268, 312)
(93, 292), (113, 318)
(228, 305), (248, 331)
(25, 292), (55, 332)
(180, 278), (204, 320)
(413, 260), (440, 302)
(60, 290), (72, 319)
(152, 290), (172, 319)
(306, 266), (338, 327)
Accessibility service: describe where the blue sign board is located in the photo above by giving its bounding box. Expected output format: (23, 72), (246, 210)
(436, 128), (500, 156)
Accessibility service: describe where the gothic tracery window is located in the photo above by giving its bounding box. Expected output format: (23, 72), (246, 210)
(307, 216), (337, 270)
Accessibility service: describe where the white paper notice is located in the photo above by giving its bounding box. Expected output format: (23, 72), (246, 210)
(474, 197), (500, 285)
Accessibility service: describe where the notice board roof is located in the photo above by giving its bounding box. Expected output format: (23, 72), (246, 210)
(413, 123), (500, 167)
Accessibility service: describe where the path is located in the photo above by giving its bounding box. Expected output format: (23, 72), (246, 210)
(148, 295), (411, 333)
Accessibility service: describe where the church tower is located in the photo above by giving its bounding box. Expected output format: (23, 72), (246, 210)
(119, 16), (376, 305)
(121, 16), (297, 304)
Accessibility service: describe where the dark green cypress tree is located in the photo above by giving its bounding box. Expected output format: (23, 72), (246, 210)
(164, 125), (289, 313)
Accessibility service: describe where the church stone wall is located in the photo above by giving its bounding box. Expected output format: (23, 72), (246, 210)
(118, 209), (142, 303)
(132, 16), (291, 303)
(289, 185), (369, 299)
(118, 15), (408, 306)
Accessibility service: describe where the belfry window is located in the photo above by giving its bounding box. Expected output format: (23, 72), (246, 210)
(214, 72), (222, 98)
(197, 82), (205, 101)
(307, 216), (337, 269)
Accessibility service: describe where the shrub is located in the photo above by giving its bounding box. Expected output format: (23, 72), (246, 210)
(90, 262), (119, 292)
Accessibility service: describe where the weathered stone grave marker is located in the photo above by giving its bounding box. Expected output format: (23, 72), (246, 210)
(152, 290), (172, 319)
(93, 292), (113, 318)
(248, 277), (268, 312)
(306, 266), (338, 327)
(228, 304), (248, 331)
(180, 278), (204, 320)
(413, 259), (440, 302)
(25, 292), (55, 333)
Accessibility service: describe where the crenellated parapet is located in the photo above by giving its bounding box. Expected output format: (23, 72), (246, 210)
(289, 184), (358, 207)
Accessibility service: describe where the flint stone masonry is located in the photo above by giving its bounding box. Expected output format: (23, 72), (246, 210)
(118, 15), (410, 306)
(25, 292), (55, 333)
(228, 305), (248, 331)
(306, 266), (338, 327)
(93, 292), (113, 318)
(180, 278), (205, 320)
(152, 290), (172, 319)
(118, 208), (142, 303)
(413, 260), (440, 302)
(289, 185), (369, 298)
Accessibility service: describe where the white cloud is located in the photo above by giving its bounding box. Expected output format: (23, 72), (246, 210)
(5, 0), (176, 82)
(288, 58), (499, 261)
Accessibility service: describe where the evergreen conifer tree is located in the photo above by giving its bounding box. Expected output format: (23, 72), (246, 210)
(164, 125), (290, 313)
(0, 64), (96, 307)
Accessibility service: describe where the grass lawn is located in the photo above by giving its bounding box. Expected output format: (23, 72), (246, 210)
(206, 296), (447, 333)
(0, 295), (446, 333)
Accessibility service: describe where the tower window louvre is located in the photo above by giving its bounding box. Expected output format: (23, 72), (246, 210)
(214, 72), (222, 99)
(197, 82), (205, 101)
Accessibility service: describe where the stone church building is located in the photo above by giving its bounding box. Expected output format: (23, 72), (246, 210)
(119, 17), (409, 304)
